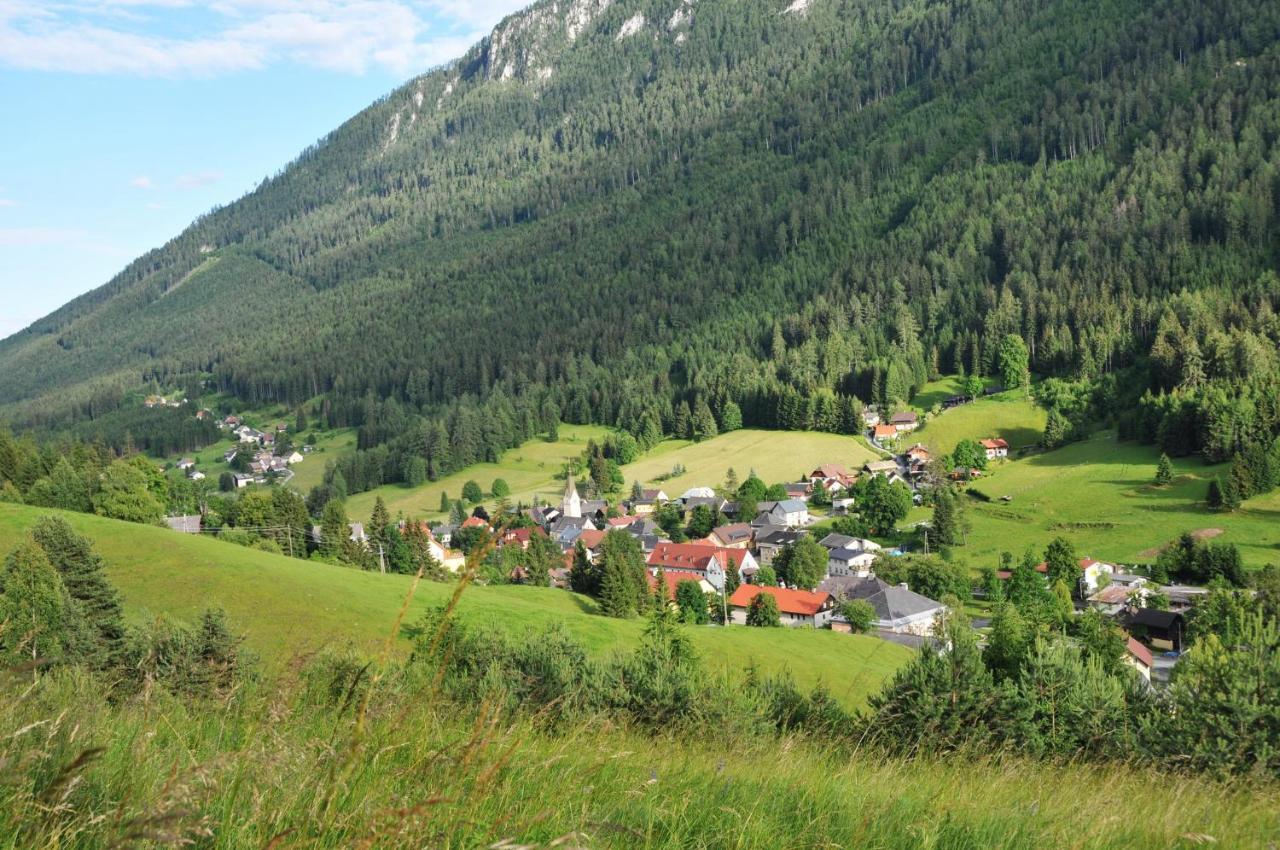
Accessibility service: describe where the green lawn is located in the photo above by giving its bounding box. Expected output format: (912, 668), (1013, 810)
(286, 428), (357, 493)
(908, 393), (1047, 458)
(346, 424), (611, 522)
(621, 429), (880, 494)
(938, 432), (1280, 570)
(0, 503), (911, 708)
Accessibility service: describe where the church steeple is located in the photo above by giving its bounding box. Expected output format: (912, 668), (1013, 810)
(562, 473), (582, 518)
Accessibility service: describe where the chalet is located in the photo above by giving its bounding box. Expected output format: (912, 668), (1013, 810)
(1124, 636), (1153, 682)
(728, 585), (836, 629)
(754, 498), (809, 527)
(980, 438), (1010, 460)
(187, 469), (206, 481)
(862, 406), (881, 427)
(820, 576), (945, 636)
(1120, 608), (1185, 652)
(1087, 584), (1136, 616)
(905, 445), (930, 464)
(755, 528), (806, 566)
(872, 424), (898, 443)
(223, 415), (241, 428)
(176, 458), (196, 470)
(889, 411), (919, 432)
(808, 464), (857, 493)
(709, 523), (753, 549)
(165, 515), (202, 534)
(498, 526), (547, 550)
(275, 422), (288, 433)
(647, 543), (757, 585)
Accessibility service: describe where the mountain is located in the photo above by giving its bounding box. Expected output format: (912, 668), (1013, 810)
(3, 0), (1279, 473)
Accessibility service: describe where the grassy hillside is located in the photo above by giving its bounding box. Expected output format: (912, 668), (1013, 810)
(348, 427), (878, 525)
(347, 424), (610, 520)
(620, 429), (880, 496)
(909, 391), (1047, 458)
(5, 673), (1278, 850)
(0, 503), (909, 708)
(930, 433), (1280, 569)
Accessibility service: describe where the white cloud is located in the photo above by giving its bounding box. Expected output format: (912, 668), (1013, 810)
(0, 0), (523, 77)
(130, 175), (153, 189)
(175, 170), (223, 189)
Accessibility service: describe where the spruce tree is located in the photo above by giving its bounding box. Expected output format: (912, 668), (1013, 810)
(0, 540), (78, 668)
(1207, 476), (1225, 509)
(30, 516), (125, 668)
(369, 496), (391, 553)
(1155, 453), (1173, 485)
(319, 500), (350, 559)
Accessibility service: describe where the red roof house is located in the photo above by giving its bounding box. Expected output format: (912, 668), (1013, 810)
(728, 585), (835, 627)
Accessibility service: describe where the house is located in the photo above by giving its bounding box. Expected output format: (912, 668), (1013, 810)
(223, 415), (241, 428)
(430, 524), (457, 546)
(682, 495), (730, 518)
(348, 523), (368, 544)
(1120, 608), (1185, 652)
(646, 543), (757, 585)
(820, 576), (945, 636)
(754, 499), (809, 528)
(980, 438), (1010, 460)
(286, 451), (305, 465)
(862, 406), (881, 427)
(889, 411), (919, 432)
(223, 448), (239, 464)
(165, 515), (202, 534)
(649, 569), (716, 598)
(728, 585), (836, 629)
(905, 445), (930, 464)
(784, 482), (813, 499)
(550, 515), (596, 548)
(640, 488), (669, 503)
(863, 459), (908, 486)
(808, 464), (857, 493)
(872, 424), (898, 443)
(176, 458), (196, 471)
(187, 469), (206, 482)
(709, 523), (753, 549)
(819, 533), (882, 578)
(1124, 636), (1153, 681)
(1162, 584), (1210, 613)
(1087, 584), (1137, 616)
(1029, 556), (1115, 595)
(680, 486), (716, 501)
(498, 526), (547, 550)
(754, 529), (806, 566)
(232, 473), (255, 489)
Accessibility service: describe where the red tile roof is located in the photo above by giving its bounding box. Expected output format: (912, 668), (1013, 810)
(980, 438), (1009, 449)
(729, 585), (833, 616)
(873, 424), (897, 439)
(461, 516), (489, 529)
(1126, 637), (1153, 668)
(577, 529), (608, 550)
(607, 515), (640, 527)
(648, 543), (751, 573)
(648, 570), (709, 597)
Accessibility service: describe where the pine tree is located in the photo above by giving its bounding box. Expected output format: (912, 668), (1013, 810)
(0, 540), (77, 668)
(1207, 476), (1225, 509)
(1155, 453), (1173, 485)
(319, 500), (350, 559)
(719, 400), (743, 432)
(30, 516), (126, 669)
(369, 496), (391, 553)
(439, 491), (451, 513)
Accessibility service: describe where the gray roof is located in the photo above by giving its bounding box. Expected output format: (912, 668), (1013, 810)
(757, 529), (805, 547)
(819, 533), (857, 551)
(819, 576), (943, 622)
(712, 523), (753, 544)
(776, 498), (808, 512)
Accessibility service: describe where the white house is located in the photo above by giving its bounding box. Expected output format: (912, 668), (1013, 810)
(728, 585), (836, 629)
(820, 576), (945, 636)
(980, 438), (1010, 460)
(756, 498), (809, 527)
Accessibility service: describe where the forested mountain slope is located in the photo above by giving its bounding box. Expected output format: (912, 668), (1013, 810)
(3, 0), (1279, 473)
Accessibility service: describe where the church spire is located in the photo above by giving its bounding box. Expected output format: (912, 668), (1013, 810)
(562, 472), (582, 518)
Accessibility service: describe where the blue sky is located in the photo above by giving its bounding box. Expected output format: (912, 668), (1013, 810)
(0, 0), (528, 339)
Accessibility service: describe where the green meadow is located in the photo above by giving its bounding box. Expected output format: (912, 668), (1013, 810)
(908, 386), (1047, 458)
(0, 503), (909, 709)
(923, 432), (1280, 570)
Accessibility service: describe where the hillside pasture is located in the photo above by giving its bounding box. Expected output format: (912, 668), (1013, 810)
(0, 503), (910, 708)
(908, 393), (1046, 458)
(941, 433), (1280, 570)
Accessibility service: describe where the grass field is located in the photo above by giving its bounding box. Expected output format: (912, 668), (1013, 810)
(621, 429), (880, 495)
(0, 503), (910, 708)
(285, 427), (357, 492)
(931, 432), (1280, 570)
(346, 424), (611, 521)
(908, 392), (1047, 457)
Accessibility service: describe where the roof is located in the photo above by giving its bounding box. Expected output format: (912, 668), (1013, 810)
(873, 424), (897, 439)
(773, 498), (808, 513)
(681, 487), (716, 500)
(729, 584), (832, 616)
(756, 529), (805, 547)
(1126, 608), (1183, 629)
(1126, 637), (1153, 668)
(648, 570), (711, 597)
(980, 438), (1009, 449)
(889, 411), (918, 424)
(461, 516), (489, 529)
(576, 529), (608, 550)
(865, 460), (899, 473)
(648, 542), (747, 573)
(1089, 585), (1132, 605)
(819, 576), (944, 622)
(711, 523), (752, 544)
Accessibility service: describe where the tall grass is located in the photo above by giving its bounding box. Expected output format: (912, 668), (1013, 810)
(2, 544), (1277, 848)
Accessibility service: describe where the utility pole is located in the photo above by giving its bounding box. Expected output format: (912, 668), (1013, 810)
(378, 543), (386, 574)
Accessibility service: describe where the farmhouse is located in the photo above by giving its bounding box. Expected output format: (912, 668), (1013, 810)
(980, 438), (1010, 460)
(889, 411), (919, 432)
(872, 424), (897, 442)
(808, 464), (856, 493)
(1125, 636), (1154, 682)
(647, 543), (756, 585)
(818, 533), (882, 578)
(754, 498), (809, 527)
(820, 576), (945, 636)
(862, 406), (881, 427)
(728, 585), (835, 629)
